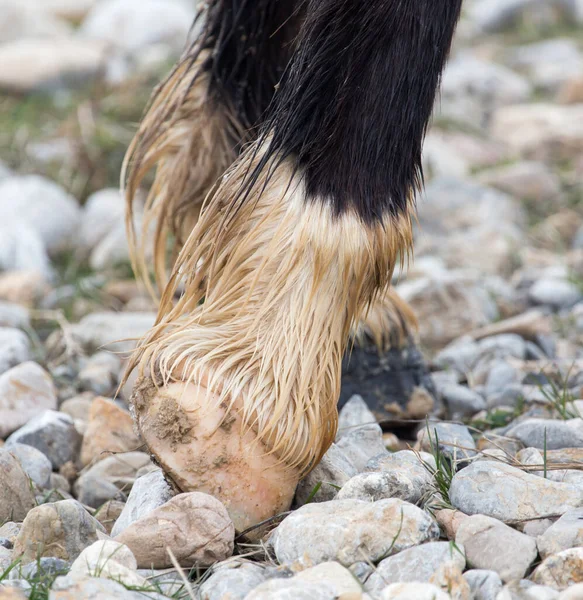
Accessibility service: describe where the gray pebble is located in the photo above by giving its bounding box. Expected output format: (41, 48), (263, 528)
(8, 443), (52, 490)
(529, 278), (582, 310)
(537, 508), (583, 559)
(295, 442), (357, 505)
(365, 541), (466, 597)
(0, 327), (30, 375)
(110, 468), (174, 537)
(456, 514), (537, 581)
(6, 410), (82, 469)
(463, 569), (503, 600)
(417, 422), (477, 461)
(506, 418), (583, 450)
(450, 462), (582, 522)
(441, 383), (486, 419)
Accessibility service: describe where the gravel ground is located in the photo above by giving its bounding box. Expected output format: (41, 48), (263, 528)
(0, 1), (582, 599)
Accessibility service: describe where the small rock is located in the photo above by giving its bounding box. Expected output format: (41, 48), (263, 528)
(0, 39), (107, 93)
(0, 362), (56, 438)
(0, 271), (48, 307)
(78, 352), (121, 396)
(509, 38), (583, 93)
(537, 509), (583, 559)
(529, 278), (582, 310)
(0, 329), (29, 375)
(532, 548), (583, 591)
(439, 55), (532, 128)
(245, 562), (362, 600)
(59, 394), (93, 435)
(560, 584), (583, 599)
(75, 189), (124, 256)
(80, 397), (141, 466)
(506, 418), (583, 450)
(69, 540), (145, 588)
(477, 161), (561, 203)
(521, 519), (554, 538)
(110, 468), (173, 537)
(0, 175), (81, 254)
(484, 360), (520, 397)
(74, 474), (126, 509)
(6, 410), (81, 469)
(93, 500), (125, 536)
(429, 562), (470, 600)
(270, 498), (438, 568)
(463, 569), (503, 600)
(492, 103), (583, 162)
(337, 395), (378, 432)
(74, 451), (151, 509)
(199, 560), (269, 600)
(456, 515), (537, 581)
(397, 271), (499, 348)
(13, 557), (69, 582)
(379, 582), (451, 600)
(81, 0), (196, 54)
(365, 541), (465, 597)
(0, 302), (29, 329)
(336, 471), (419, 503)
(50, 575), (167, 600)
(441, 384), (486, 419)
(295, 443), (357, 505)
(434, 509), (469, 540)
(417, 422), (477, 461)
(0, 449), (36, 524)
(498, 580), (560, 600)
(0, 523), (20, 546)
(7, 444), (52, 490)
(335, 422), (386, 472)
(342, 449), (435, 504)
(114, 492), (234, 568)
(13, 499), (105, 562)
(71, 311), (156, 353)
(450, 462), (582, 522)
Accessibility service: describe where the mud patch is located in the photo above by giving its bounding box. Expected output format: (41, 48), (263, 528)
(153, 395), (194, 450)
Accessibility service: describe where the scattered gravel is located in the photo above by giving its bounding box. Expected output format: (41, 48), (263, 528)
(0, 1), (581, 597)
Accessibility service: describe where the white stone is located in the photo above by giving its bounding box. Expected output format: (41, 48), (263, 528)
(0, 0), (71, 44)
(0, 302), (30, 329)
(76, 188), (124, 255)
(380, 582), (451, 600)
(295, 443), (357, 505)
(456, 515), (537, 581)
(6, 410), (81, 469)
(8, 443), (52, 490)
(366, 542), (466, 597)
(529, 278), (582, 309)
(81, 0), (196, 54)
(492, 104), (583, 161)
(0, 175), (81, 254)
(270, 498), (439, 568)
(537, 509), (583, 559)
(0, 328), (30, 375)
(463, 570), (503, 600)
(111, 469), (174, 537)
(450, 462), (582, 522)
(71, 311), (156, 353)
(0, 362), (57, 439)
(0, 39), (107, 93)
(245, 562), (361, 600)
(0, 221), (51, 277)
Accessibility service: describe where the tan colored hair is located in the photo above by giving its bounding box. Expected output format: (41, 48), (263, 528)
(127, 142), (414, 475)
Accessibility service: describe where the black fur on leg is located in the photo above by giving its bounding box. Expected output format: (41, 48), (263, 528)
(188, 0), (304, 135)
(248, 0), (462, 223)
